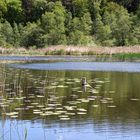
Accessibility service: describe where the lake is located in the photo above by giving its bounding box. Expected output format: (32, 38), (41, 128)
(0, 56), (140, 140)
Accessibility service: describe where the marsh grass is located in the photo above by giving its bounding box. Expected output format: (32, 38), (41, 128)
(0, 46), (140, 58)
(113, 53), (140, 60)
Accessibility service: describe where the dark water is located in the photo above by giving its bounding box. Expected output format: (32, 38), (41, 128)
(0, 57), (140, 140)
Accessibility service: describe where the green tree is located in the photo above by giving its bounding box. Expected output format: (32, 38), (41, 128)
(0, 21), (14, 47)
(0, 0), (7, 20)
(108, 2), (132, 46)
(20, 22), (44, 48)
(112, 0), (140, 12)
(13, 23), (21, 47)
(72, 0), (88, 17)
(41, 1), (66, 45)
(28, 0), (48, 22)
(5, 0), (24, 24)
(67, 12), (93, 45)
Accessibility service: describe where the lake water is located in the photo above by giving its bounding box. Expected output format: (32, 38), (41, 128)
(0, 56), (140, 140)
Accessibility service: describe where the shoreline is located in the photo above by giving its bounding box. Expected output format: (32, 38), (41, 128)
(0, 46), (140, 61)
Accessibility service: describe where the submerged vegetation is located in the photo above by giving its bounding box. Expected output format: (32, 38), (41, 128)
(1, 60), (140, 139)
(0, 0), (140, 48)
(0, 64), (116, 121)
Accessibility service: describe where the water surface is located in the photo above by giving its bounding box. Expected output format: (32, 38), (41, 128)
(9, 61), (140, 72)
(0, 57), (140, 140)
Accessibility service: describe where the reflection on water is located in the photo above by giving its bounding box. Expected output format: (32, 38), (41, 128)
(0, 63), (140, 140)
(9, 62), (140, 72)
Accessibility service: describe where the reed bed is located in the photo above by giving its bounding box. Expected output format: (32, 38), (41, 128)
(0, 45), (140, 56)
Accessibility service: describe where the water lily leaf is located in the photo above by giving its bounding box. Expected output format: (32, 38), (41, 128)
(33, 109), (40, 112)
(65, 112), (75, 115)
(81, 99), (89, 103)
(77, 108), (87, 112)
(130, 98), (139, 101)
(60, 117), (70, 121)
(10, 115), (18, 118)
(92, 105), (99, 108)
(109, 91), (115, 93)
(59, 115), (69, 118)
(107, 105), (117, 108)
(33, 111), (43, 114)
(77, 112), (86, 115)
(6, 112), (18, 116)
(56, 111), (67, 114)
(36, 95), (44, 98)
(31, 103), (39, 105)
(65, 82), (73, 84)
(57, 85), (68, 88)
(36, 105), (45, 108)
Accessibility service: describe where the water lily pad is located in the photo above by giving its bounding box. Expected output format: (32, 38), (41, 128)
(59, 115), (69, 118)
(68, 101), (81, 105)
(51, 82), (58, 86)
(130, 98), (139, 101)
(31, 103), (39, 105)
(56, 110), (67, 114)
(106, 98), (113, 101)
(28, 96), (35, 99)
(45, 111), (53, 114)
(6, 112), (18, 116)
(33, 111), (43, 114)
(40, 113), (48, 116)
(109, 91), (115, 93)
(100, 99), (108, 104)
(27, 106), (34, 108)
(45, 107), (54, 110)
(65, 82), (73, 84)
(77, 112), (87, 115)
(77, 108), (87, 112)
(72, 87), (81, 90)
(74, 80), (80, 83)
(10, 115), (18, 118)
(52, 112), (61, 115)
(1, 105), (9, 107)
(81, 99), (89, 103)
(107, 105), (117, 108)
(57, 85), (68, 88)
(96, 81), (105, 84)
(60, 117), (70, 121)
(65, 112), (75, 115)
(36, 95), (44, 98)
(46, 86), (56, 89)
(92, 105), (99, 108)
(88, 98), (95, 101)
(92, 90), (99, 94)
(64, 106), (75, 111)
(36, 105), (45, 108)
(48, 104), (56, 107)
(33, 109), (40, 112)
(56, 107), (63, 110)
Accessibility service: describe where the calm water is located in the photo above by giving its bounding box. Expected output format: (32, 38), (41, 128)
(0, 56), (140, 140)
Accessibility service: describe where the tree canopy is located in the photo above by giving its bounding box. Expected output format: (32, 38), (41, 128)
(0, 0), (140, 48)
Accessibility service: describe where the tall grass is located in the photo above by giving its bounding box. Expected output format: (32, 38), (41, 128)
(0, 46), (140, 56)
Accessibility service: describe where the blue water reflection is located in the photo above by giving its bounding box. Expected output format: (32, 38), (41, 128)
(9, 62), (140, 72)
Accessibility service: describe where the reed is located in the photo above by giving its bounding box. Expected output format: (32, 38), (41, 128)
(0, 46), (140, 57)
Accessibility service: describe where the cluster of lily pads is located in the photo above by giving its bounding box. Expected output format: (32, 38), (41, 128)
(0, 67), (120, 121)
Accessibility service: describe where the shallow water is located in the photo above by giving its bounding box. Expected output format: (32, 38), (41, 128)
(0, 57), (140, 140)
(9, 61), (140, 72)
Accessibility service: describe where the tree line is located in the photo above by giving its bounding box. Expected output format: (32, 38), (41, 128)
(0, 0), (140, 48)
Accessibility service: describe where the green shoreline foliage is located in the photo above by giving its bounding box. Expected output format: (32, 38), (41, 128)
(0, 0), (140, 48)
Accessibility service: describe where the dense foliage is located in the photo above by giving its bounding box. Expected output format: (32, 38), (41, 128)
(0, 0), (140, 48)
